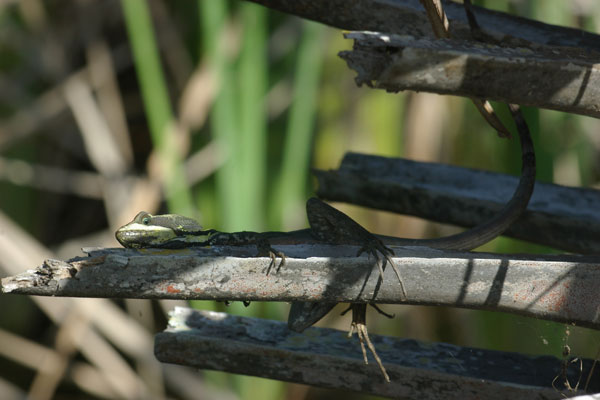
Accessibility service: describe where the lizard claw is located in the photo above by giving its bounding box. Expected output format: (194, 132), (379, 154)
(266, 250), (286, 275)
(257, 240), (286, 275)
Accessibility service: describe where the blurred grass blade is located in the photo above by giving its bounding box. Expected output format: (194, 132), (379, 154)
(272, 21), (324, 228)
(198, 3), (280, 398)
(199, 0), (242, 230)
(238, 3), (267, 230)
(121, 0), (194, 215)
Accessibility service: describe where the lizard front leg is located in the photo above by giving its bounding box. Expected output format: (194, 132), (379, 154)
(255, 238), (286, 275)
(206, 231), (286, 275)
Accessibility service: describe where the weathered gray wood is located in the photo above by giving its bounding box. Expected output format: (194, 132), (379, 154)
(339, 32), (600, 119)
(3, 247), (600, 330)
(155, 308), (600, 399)
(246, 1), (600, 118)
(315, 153), (600, 254)
(245, 0), (600, 53)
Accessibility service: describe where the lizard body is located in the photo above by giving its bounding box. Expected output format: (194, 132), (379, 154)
(116, 104), (535, 382)
(119, 108), (534, 254)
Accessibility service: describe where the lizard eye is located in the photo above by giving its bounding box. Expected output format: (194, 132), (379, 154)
(142, 217), (150, 225)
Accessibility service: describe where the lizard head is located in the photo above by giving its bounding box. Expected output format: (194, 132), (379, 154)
(115, 211), (209, 249)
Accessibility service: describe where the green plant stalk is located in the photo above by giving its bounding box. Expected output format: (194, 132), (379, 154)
(237, 3), (267, 230)
(193, 0), (230, 314)
(238, 5), (284, 398)
(121, 0), (194, 215)
(220, 4), (281, 399)
(271, 21), (324, 228)
(197, 2), (279, 397)
(199, 0), (242, 231)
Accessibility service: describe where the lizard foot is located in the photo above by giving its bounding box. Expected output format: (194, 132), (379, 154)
(348, 304), (390, 382)
(257, 239), (286, 275)
(266, 250), (286, 275)
(357, 239), (407, 301)
(206, 231), (286, 275)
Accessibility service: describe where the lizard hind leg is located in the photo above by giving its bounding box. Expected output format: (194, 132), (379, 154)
(358, 241), (408, 301)
(348, 304), (391, 382)
(306, 197), (407, 298)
